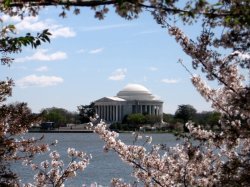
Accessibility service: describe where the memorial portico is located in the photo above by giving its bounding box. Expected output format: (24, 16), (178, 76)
(94, 84), (164, 123)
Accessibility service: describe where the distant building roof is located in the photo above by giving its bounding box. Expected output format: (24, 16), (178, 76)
(106, 96), (126, 101)
(94, 84), (162, 103)
(116, 84), (159, 101)
(119, 84), (150, 92)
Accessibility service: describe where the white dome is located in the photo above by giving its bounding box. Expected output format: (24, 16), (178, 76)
(117, 84), (155, 100)
(120, 84), (150, 92)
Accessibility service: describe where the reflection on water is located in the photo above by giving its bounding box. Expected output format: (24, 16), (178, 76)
(13, 132), (179, 186)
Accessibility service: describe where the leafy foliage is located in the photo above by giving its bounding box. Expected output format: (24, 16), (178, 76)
(144, 114), (161, 125)
(41, 107), (79, 127)
(77, 103), (95, 123)
(174, 104), (197, 132)
(174, 104), (197, 123)
(0, 21), (51, 65)
(195, 111), (221, 130)
(127, 113), (145, 128)
(0, 6), (52, 185)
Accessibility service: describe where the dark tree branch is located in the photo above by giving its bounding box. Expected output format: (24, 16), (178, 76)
(1, 0), (244, 19)
(1, 0), (117, 7)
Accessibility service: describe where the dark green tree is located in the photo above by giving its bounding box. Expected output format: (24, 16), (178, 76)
(175, 105), (197, 123)
(195, 111), (221, 130)
(144, 114), (161, 126)
(175, 104), (197, 132)
(127, 113), (145, 130)
(77, 102), (95, 123)
(41, 107), (78, 127)
(163, 113), (175, 124)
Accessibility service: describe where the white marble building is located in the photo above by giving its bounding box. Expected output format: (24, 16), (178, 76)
(94, 84), (163, 122)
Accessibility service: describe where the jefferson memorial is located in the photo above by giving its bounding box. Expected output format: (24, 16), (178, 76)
(94, 84), (163, 123)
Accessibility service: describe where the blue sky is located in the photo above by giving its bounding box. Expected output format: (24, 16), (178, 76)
(1, 7), (214, 114)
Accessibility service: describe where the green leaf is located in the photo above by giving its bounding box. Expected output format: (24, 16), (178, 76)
(3, 0), (11, 7)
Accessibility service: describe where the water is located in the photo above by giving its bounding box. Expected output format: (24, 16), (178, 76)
(13, 132), (179, 186)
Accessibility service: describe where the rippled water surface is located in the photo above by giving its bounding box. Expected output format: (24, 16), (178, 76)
(13, 132), (179, 186)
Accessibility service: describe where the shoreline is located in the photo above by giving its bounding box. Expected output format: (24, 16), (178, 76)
(28, 129), (93, 133)
(28, 126), (176, 134)
(28, 129), (174, 134)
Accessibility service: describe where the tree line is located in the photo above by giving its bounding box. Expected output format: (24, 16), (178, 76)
(39, 104), (220, 132)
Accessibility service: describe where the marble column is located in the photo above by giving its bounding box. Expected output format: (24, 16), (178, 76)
(115, 105), (118, 122)
(100, 105), (103, 119)
(110, 105), (112, 121)
(110, 106), (112, 121)
(105, 105), (108, 121)
(112, 105), (114, 121)
(112, 105), (115, 121)
(102, 105), (104, 120)
(114, 105), (116, 121)
(121, 105), (123, 121)
(108, 106), (110, 121)
(111, 105), (113, 121)
(119, 105), (121, 121)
